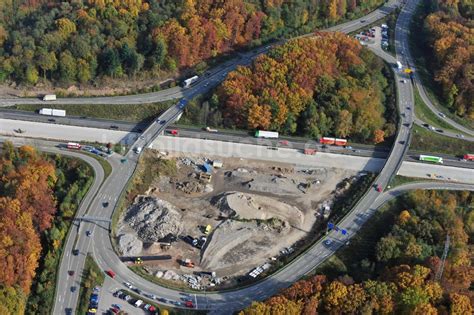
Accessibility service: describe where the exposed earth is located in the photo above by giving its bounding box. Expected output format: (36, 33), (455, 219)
(116, 151), (360, 289)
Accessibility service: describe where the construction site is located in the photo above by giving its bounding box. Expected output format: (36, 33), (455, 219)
(116, 150), (362, 290)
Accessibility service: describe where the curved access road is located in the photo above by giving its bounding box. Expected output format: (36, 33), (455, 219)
(0, 0), (402, 108)
(366, 0), (474, 142)
(0, 136), (106, 314)
(398, 0), (474, 136)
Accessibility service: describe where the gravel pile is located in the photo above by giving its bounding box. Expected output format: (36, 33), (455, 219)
(124, 196), (183, 242)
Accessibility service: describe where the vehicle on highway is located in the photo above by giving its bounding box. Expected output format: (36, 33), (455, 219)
(86, 230), (92, 236)
(71, 286), (77, 293)
(65, 308), (73, 315)
(67, 142), (82, 150)
(436, 129), (444, 133)
(110, 125), (119, 129)
(438, 112), (446, 118)
(72, 249), (79, 255)
(376, 184), (383, 192)
(419, 155), (443, 164)
(48, 118), (56, 122)
(134, 147), (142, 154)
(360, 19), (366, 23)
(120, 158), (127, 163)
(320, 136), (347, 146)
(255, 130), (279, 139)
(106, 270), (116, 278)
(178, 99), (188, 109)
(42, 94), (57, 101)
(168, 129), (179, 136)
(181, 75), (199, 88)
(123, 282), (133, 289)
(463, 154), (474, 161)
(205, 126), (218, 133)
(68, 270), (74, 276)
(133, 287), (142, 294)
(14, 128), (25, 133)
(279, 140), (289, 146)
(103, 201), (109, 207)
(400, 79), (406, 83)
(396, 61), (402, 70)
(144, 293), (156, 299)
(159, 119), (166, 124)
(39, 108), (65, 117)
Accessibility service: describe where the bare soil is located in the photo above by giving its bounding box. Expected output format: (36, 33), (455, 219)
(117, 151), (357, 289)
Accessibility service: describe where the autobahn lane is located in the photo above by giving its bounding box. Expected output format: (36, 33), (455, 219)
(78, 1), (419, 313)
(0, 0), (403, 108)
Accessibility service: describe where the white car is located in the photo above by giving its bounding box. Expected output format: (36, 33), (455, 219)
(324, 239), (332, 246)
(123, 282), (133, 289)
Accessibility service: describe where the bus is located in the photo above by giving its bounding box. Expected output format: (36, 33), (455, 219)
(419, 155), (443, 164)
(255, 130), (279, 139)
(67, 142), (81, 149)
(320, 137), (347, 146)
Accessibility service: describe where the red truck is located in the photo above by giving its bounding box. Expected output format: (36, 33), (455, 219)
(167, 129), (179, 136)
(320, 137), (347, 146)
(463, 154), (474, 161)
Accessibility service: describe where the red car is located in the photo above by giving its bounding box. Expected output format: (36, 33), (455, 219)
(376, 185), (383, 192)
(184, 301), (194, 308)
(106, 270), (116, 278)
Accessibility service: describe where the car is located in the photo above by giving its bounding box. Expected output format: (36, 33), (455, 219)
(86, 230), (92, 236)
(48, 118), (56, 122)
(110, 125), (119, 129)
(92, 286), (100, 294)
(123, 295), (132, 301)
(185, 300), (194, 308)
(324, 239), (332, 246)
(436, 129), (444, 133)
(267, 146), (278, 150)
(439, 112), (446, 118)
(144, 293), (156, 299)
(65, 308), (73, 315)
(70, 286), (77, 293)
(399, 140), (406, 145)
(376, 184), (383, 192)
(132, 287), (142, 294)
(123, 282), (133, 289)
(68, 270), (75, 276)
(400, 79), (406, 83)
(143, 304), (151, 310)
(106, 270), (116, 278)
(103, 201), (109, 207)
(139, 135), (145, 140)
(72, 249), (79, 256)
(279, 140), (289, 146)
(110, 308), (119, 314)
(159, 119), (166, 124)
(111, 304), (121, 310)
(360, 19), (366, 23)
(113, 290), (122, 297)
(87, 308), (97, 314)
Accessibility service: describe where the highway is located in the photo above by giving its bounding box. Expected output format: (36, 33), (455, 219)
(52, 1), (418, 314)
(2, 0), (470, 314)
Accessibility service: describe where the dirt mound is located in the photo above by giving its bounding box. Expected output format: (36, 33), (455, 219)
(118, 233), (143, 256)
(124, 196), (183, 242)
(213, 191), (303, 226)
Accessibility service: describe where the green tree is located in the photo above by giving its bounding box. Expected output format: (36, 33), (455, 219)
(59, 50), (77, 83)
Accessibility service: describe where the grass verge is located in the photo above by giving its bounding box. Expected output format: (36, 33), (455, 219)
(9, 101), (174, 123)
(387, 175), (428, 189)
(410, 125), (474, 156)
(413, 88), (460, 133)
(76, 255), (105, 315)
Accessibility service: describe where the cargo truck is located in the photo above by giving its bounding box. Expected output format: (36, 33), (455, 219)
(39, 108), (66, 117)
(42, 94), (56, 101)
(255, 130), (279, 139)
(181, 76), (199, 88)
(463, 154), (474, 161)
(319, 137), (347, 146)
(67, 142), (81, 149)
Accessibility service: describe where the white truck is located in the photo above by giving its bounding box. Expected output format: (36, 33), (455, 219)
(182, 76), (199, 88)
(396, 61), (402, 70)
(42, 94), (56, 101)
(39, 108), (66, 117)
(255, 130), (279, 139)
